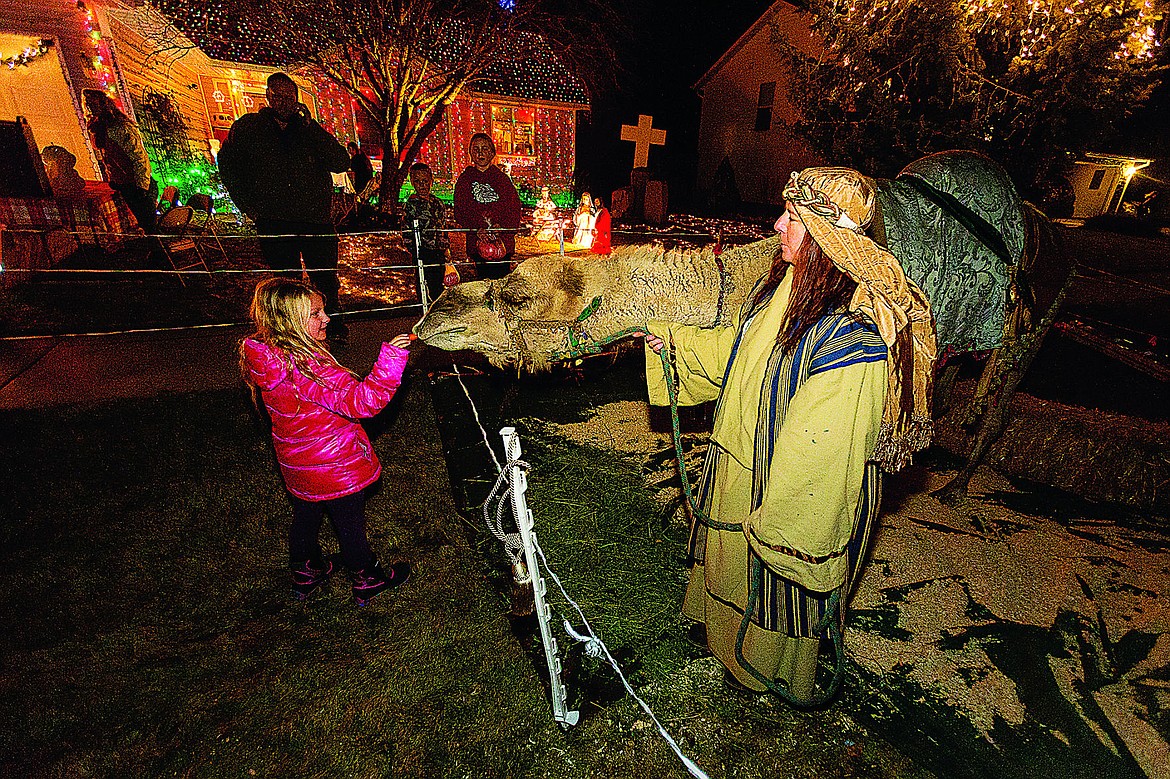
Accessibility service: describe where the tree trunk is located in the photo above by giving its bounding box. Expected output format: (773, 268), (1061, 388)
(377, 137), (411, 224)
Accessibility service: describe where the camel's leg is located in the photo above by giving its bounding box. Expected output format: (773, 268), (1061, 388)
(934, 352), (1025, 503)
(964, 349), (1001, 427)
(935, 278), (1071, 504)
(932, 362), (962, 418)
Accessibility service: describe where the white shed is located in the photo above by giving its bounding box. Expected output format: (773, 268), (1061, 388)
(1068, 153), (1153, 220)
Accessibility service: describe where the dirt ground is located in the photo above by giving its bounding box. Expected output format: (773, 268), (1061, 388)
(547, 394), (1170, 778)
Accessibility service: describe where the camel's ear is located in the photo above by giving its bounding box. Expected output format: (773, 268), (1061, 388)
(557, 260), (586, 297)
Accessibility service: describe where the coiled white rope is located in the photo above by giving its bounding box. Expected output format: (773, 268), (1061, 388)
(451, 364), (709, 779)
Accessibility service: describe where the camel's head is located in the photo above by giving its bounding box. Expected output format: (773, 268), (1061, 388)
(413, 253), (617, 369)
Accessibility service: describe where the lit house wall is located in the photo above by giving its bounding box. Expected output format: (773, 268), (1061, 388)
(694, 0), (822, 206)
(416, 94), (580, 195)
(0, 0), (125, 179)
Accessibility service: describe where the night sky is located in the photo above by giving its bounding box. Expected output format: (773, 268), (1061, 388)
(574, 1), (772, 210)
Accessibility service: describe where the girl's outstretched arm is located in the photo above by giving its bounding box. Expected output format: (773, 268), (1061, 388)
(295, 341), (411, 418)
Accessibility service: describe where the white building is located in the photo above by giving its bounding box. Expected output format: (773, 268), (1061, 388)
(1068, 153), (1153, 220)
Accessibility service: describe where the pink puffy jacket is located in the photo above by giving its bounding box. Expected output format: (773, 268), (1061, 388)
(241, 338), (409, 501)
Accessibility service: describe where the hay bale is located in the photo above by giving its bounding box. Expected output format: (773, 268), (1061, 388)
(934, 381), (1170, 513)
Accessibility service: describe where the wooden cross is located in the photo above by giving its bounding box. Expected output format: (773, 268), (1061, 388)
(620, 114), (666, 169)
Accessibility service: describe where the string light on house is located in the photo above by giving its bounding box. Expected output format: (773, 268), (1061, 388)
(148, 0), (587, 199)
(76, 1), (117, 97)
(2, 38), (54, 70)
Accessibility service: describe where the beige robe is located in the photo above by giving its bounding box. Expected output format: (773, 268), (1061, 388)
(646, 274), (887, 696)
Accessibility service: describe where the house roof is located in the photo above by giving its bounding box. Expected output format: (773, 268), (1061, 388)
(693, 0), (800, 92)
(152, 2), (588, 106)
(1082, 152), (1154, 166)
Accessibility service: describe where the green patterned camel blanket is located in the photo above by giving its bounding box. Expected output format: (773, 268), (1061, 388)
(876, 151), (1025, 353)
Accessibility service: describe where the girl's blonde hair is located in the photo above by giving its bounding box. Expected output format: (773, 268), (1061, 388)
(241, 277), (350, 387)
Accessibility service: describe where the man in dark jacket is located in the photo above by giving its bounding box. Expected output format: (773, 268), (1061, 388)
(347, 142), (374, 195)
(218, 73), (352, 334)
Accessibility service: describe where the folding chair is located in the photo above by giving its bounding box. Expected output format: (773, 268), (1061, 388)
(155, 205), (210, 287)
(185, 193), (229, 263)
(160, 185), (180, 210)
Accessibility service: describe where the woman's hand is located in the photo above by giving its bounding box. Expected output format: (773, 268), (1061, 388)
(388, 334), (414, 349)
(633, 330), (665, 355)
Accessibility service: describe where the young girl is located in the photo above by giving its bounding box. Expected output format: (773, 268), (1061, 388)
(240, 277), (414, 605)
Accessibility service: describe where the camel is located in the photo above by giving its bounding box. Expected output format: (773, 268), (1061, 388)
(415, 236), (782, 368)
(415, 151), (1075, 501)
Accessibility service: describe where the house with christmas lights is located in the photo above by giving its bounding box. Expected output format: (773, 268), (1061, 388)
(693, 0), (822, 207)
(98, 4), (349, 198)
(0, 0), (119, 182)
(152, 1), (589, 201)
(0, 0), (341, 199)
(2, 0), (586, 207)
(406, 80), (587, 201)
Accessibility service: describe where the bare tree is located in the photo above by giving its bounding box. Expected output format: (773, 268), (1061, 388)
(158, 0), (614, 212)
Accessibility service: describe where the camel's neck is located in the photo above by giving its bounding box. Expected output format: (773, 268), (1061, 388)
(621, 236), (779, 328)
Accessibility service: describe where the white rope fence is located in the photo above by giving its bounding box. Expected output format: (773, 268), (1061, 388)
(0, 224), (735, 240)
(452, 362), (709, 779)
(0, 301), (425, 342)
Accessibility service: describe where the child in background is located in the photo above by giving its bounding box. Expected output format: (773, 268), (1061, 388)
(240, 277), (415, 606)
(403, 162), (450, 304)
(453, 133), (522, 280)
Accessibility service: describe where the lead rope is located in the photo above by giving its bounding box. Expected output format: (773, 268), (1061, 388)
(558, 325), (847, 705)
(524, 284), (851, 701)
(654, 338), (847, 707)
(539, 309), (848, 706)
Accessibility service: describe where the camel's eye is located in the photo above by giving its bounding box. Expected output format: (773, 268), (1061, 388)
(484, 289), (495, 312)
(500, 287), (531, 308)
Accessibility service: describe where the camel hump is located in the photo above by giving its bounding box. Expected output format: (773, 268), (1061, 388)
(899, 150), (1027, 261)
(877, 150), (1026, 352)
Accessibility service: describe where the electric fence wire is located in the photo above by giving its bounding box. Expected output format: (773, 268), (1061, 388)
(451, 362), (709, 779)
(1076, 263), (1170, 300)
(0, 224), (734, 240)
(1, 258), (508, 275)
(0, 301), (425, 341)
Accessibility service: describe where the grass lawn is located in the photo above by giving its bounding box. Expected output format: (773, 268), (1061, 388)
(0, 381), (574, 777)
(0, 353), (928, 778)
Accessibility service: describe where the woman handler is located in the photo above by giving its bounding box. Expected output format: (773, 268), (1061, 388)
(641, 167), (936, 701)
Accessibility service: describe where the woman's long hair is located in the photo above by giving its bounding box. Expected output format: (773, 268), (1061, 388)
(754, 231), (859, 354)
(241, 278), (350, 390)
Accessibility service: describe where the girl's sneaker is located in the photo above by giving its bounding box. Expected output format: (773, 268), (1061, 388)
(349, 559), (411, 606)
(291, 558), (334, 601)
